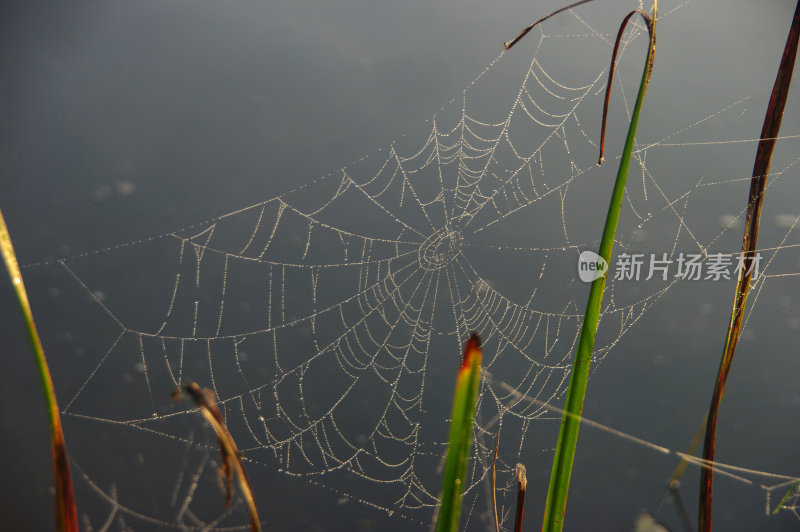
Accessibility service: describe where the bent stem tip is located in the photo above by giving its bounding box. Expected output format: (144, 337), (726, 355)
(179, 383), (262, 532)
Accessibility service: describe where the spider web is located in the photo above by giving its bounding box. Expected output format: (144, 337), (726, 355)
(10, 1), (800, 530)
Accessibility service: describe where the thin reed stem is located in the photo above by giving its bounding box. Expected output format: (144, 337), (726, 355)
(699, 3), (800, 529)
(513, 464), (527, 532)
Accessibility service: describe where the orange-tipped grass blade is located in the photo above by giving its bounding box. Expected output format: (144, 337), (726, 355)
(436, 333), (482, 532)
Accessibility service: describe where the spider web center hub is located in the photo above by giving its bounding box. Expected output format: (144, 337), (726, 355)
(418, 226), (463, 270)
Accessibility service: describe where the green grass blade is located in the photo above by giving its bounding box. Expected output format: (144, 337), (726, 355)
(436, 333), (482, 532)
(540, 6), (657, 531)
(772, 480), (800, 515)
(0, 208), (78, 532)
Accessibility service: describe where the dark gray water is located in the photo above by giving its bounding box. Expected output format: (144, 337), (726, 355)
(2, 1), (799, 530)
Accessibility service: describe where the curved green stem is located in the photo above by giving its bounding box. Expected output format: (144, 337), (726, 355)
(504, 4), (657, 529)
(541, 5), (656, 530)
(0, 208), (78, 532)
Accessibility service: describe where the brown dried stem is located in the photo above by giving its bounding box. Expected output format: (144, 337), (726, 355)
(513, 464), (527, 532)
(598, 9), (655, 165)
(698, 3), (800, 530)
(491, 429), (500, 532)
(503, 0), (595, 50)
(178, 383), (262, 532)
